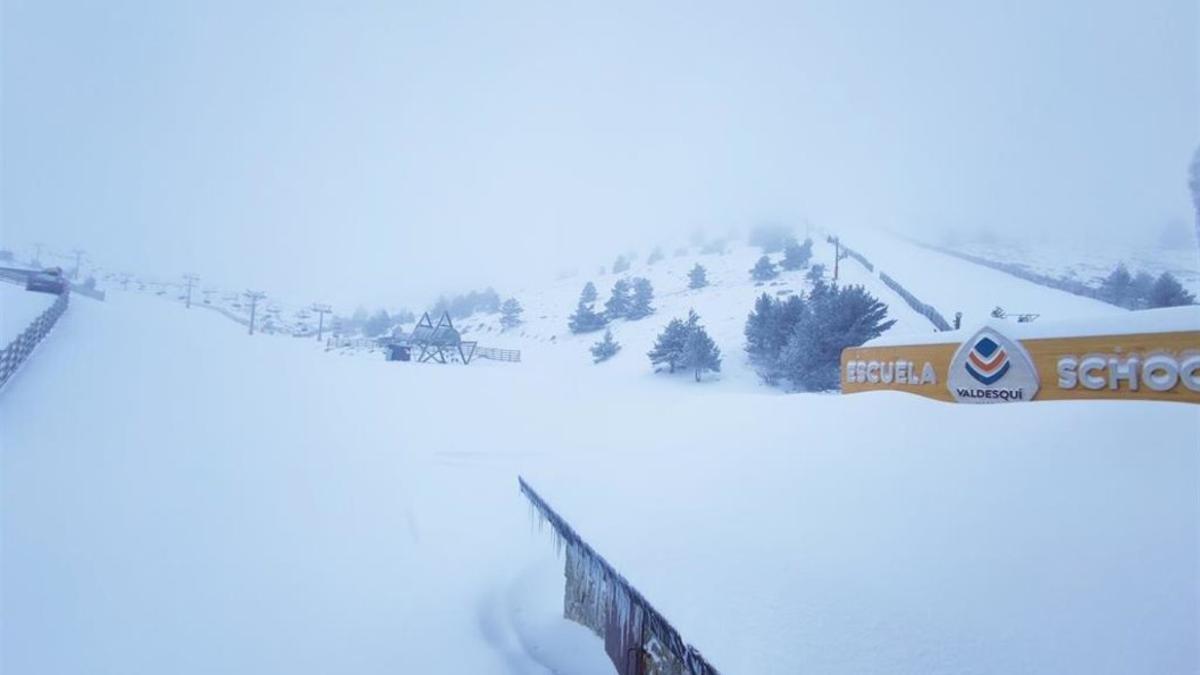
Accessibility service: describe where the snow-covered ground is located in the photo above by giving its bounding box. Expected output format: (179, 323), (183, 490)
(832, 228), (1127, 328)
(427, 236), (933, 391)
(0, 282), (55, 345)
(3, 271), (1196, 673)
(939, 236), (1200, 298)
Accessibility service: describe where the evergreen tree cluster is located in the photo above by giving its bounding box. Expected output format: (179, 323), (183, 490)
(1098, 264), (1194, 309)
(604, 277), (655, 320)
(780, 237), (814, 271)
(568, 281), (607, 333)
(648, 310), (722, 381)
(363, 309), (393, 337)
(806, 264), (826, 284)
(499, 297), (524, 329)
(646, 247), (665, 265)
(750, 255), (778, 281)
(348, 306), (415, 337)
(612, 255), (631, 274)
(590, 329), (621, 363)
(700, 239), (727, 255)
(745, 281), (896, 391)
(688, 263), (709, 289)
(430, 288), (501, 318)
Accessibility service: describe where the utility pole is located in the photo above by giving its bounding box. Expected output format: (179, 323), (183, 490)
(833, 236), (840, 281)
(183, 274), (199, 308)
(312, 303), (332, 340)
(244, 290), (266, 335)
(71, 249), (86, 280)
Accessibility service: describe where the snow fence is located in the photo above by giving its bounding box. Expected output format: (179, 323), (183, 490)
(1, 290), (69, 390)
(519, 477), (720, 675)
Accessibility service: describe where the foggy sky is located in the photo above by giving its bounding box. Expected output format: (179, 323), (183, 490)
(3, 0), (1197, 308)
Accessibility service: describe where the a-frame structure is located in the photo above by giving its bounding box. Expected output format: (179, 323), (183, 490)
(409, 312), (477, 364)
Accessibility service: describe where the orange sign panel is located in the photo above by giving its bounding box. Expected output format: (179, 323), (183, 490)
(842, 326), (1200, 405)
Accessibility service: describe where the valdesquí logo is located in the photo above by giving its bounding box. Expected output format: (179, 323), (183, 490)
(948, 327), (1039, 403)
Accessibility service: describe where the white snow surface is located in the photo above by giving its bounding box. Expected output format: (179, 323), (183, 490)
(835, 228), (1126, 327)
(0, 282), (55, 345)
(867, 305), (1200, 347)
(3, 242), (1198, 674)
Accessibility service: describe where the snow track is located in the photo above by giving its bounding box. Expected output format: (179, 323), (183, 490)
(832, 228), (1125, 330)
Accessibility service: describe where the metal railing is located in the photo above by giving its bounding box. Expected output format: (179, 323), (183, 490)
(1, 291), (70, 390)
(475, 346), (521, 362)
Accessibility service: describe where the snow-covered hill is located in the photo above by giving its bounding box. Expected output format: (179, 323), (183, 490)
(1, 283), (55, 345)
(3, 277), (1195, 675)
(434, 236), (933, 391)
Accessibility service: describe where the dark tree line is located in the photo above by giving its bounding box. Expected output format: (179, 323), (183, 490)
(430, 288), (502, 319)
(1098, 265), (1194, 309)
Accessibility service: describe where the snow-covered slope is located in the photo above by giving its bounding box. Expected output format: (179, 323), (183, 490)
(942, 236), (1200, 297)
(0, 283), (55, 345)
(3, 281), (1196, 674)
(447, 236), (933, 391)
(833, 228), (1126, 329)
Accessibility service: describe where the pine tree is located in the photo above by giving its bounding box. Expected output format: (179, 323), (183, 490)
(688, 263), (708, 289)
(681, 324), (721, 381)
(647, 311), (698, 374)
(780, 238), (813, 271)
(363, 309), (391, 337)
(580, 281), (598, 305)
(590, 329), (621, 363)
(605, 279), (633, 319)
(647, 247), (665, 265)
(568, 301), (607, 333)
(744, 293), (777, 367)
(627, 278), (655, 319)
(806, 263), (826, 285)
(745, 293), (808, 385)
(1147, 272), (1196, 308)
(499, 298), (524, 329)
(779, 284), (895, 391)
(1099, 264), (1134, 308)
(1131, 271), (1155, 308)
(750, 255), (778, 281)
(612, 255), (631, 274)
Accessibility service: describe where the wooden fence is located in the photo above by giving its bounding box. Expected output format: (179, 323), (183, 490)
(1, 291), (70, 390)
(475, 346), (521, 362)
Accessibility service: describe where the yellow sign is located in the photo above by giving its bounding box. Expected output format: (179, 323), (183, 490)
(842, 324), (1200, 405)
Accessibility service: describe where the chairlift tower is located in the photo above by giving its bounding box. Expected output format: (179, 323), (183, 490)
(312, 303), (332, 340)
(244, 290), (266, 335)
(183, 274), (199, 308)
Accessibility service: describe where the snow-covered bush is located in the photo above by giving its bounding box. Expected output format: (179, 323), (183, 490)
(590, 329), (621, 363)
(750, 255), (778, 282)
